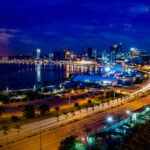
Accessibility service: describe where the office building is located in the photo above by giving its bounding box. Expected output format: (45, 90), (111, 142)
(36, 48), (41, 60)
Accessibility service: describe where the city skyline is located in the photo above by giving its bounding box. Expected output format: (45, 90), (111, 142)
(1, 1), (150, 150)
(0, 0), (150, 56)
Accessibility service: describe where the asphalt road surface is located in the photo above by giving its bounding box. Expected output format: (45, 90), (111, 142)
(1, 94), (150, 150)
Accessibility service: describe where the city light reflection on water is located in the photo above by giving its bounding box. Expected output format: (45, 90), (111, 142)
(0, 63), (103, 90)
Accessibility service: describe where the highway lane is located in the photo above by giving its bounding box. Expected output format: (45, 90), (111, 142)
(0, 79), (150, 146)
(1, 94), (150, 150)
(0, 71), (150, 149)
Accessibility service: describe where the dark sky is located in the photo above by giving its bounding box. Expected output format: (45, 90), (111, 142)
(0, 0), (150, 56)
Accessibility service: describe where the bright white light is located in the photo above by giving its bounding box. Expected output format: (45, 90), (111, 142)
(107, 116), (113, 123)
(82, 137), (85, 142)
(6, 87), (9, 91)
(130, 48), (136, 51)
(126, 110), (130, 114)
(34, 85), (36, 89)
(37, 48), (41, 53)
(105, 67), (110, 72)
(132, 113), (137, 120)
(146, 107), (150, 112)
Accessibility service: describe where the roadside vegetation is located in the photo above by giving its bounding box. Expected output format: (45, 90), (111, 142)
(0, 90), (126, 129)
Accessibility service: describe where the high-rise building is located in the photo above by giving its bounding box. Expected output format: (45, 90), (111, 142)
(110, 51), (116, 63)
(49, 53), (54, 60)
(36, 48), (41, 60)
(110, 43), (123, 63)
(94, 48), (97, 60)
(110, 43), (122, 53)
(102, 49), (108, 63)
(64, 49), (71, 60)
(129, 48), (140, 63)
(88, 48), (97, 59)
(139, 51), (148, 64)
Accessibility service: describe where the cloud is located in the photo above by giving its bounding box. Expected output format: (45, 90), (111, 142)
(0, 32), (14, 43)
(21, 39), (37, 44)
(129, 4), (150, 15)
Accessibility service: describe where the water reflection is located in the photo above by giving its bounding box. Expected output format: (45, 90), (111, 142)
(36, 63), (41, 83)
(0, 63), (104, 90)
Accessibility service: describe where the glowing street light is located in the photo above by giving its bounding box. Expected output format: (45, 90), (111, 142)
(71, 89), (74, 93)
(105, 67), (110, 72)
(6, 87), (9, 91)
(107, 116), (113, 123)
(145, 107), (150, 112)
(146, 107), (150, 111)
(106, 116), (114, 133)
(126, 110), (131, 115)
(68, 90), (74, 105)
(34, 85), (36, 89)
(130, 48), (136, 51)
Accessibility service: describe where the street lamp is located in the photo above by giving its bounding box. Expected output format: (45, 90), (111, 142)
(34, 85), (36, 90)
(0, 101), (3, 106)
(126, 110), (131, 115)
(106, 116), (114, 136)
(6, 87), (9, 92)
(105, 67), (110, 72)
(68, 90), (74, 105)
(107, 116), (113, 123)
(145, 107), (150, 112)
(125, 110), (131, 125)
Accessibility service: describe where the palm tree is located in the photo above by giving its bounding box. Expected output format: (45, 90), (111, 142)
(86, 105), (89, 115)
(107, 99), (110, 108)
(55, 113), (60, 123)
(2, 125), (9, 149)
(38, 104), (49, 116)
(74, 103), (81, 118)
(55, 106), (60, 112)
(71, 109), (75, 120)
(74, 102), (79, 110)
(0, 106), (5, 122)
(96, 103), (100, 112)
(55, 107), (60, 122)
(101, 101), (105, 111)
(88, 100), (92, 106)
(63, 111), (68, 120)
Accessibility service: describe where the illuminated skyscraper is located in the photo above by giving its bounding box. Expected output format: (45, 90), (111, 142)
(64, 49), (71, 60)
(110, 43), (123, 63)
(102, 49), (108, 63)
(49, 53), (54, 60)
(36, 48), (41, 60)
(130, 48), (140, 59)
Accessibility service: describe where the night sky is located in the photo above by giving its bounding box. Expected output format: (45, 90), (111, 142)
(0, 0), (150, 56)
